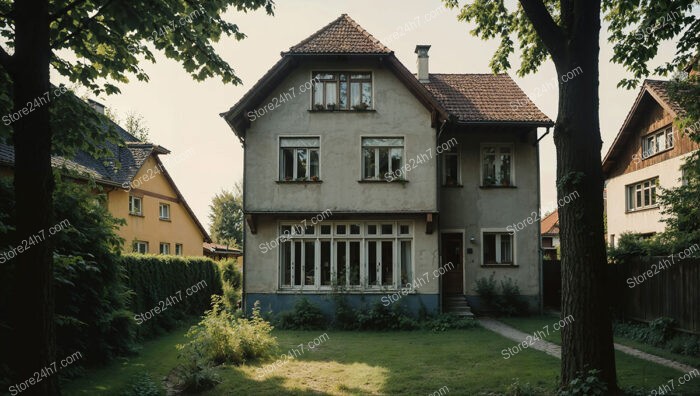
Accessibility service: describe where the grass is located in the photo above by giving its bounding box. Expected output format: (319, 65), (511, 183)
(500, 315), (700, 392)
(63, 322), (700, 395)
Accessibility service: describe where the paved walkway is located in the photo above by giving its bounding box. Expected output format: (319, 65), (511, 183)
(479, 318), (698, 373)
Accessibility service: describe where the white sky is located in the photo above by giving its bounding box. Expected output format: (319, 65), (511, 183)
(74, 0), (682, 230)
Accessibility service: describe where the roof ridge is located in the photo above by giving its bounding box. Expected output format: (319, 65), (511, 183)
(340, 14), (391, 53)
(288, 14), (346, 53)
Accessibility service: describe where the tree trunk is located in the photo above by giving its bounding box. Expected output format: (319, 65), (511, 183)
(554, 0), (618, 390)
(9, 0), (59, 394)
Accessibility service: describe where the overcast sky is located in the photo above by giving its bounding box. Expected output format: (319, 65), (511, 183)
(73, 0), (683, 230)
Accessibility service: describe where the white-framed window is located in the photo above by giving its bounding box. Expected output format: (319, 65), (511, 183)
(362, 137), (404, 180)
(312, 72), (372, 110)
(159, 243), (170, 255)
(642, 126), (674, 159)
(482, 231), (514, 265)
(279, 137), (320, 181)
(443, 148), (460, 186)
(133, 241), (148, 254)
(159, 203), (170, 220)
(279, 221), (414, 290)
(129, 196), (143, 215)
(481, 144), (513, 186)
(626, 177), (658, 211)
(175, 243), (183, 256)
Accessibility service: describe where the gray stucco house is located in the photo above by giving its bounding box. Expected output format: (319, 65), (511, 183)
(221, 14), (553, 316)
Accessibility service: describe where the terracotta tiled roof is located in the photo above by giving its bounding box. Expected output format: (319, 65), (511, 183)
(541, 210), (559, 235)
(287, 14), (391, 55)
(422, 74), (552, 124)
(644, 80), (685, 115)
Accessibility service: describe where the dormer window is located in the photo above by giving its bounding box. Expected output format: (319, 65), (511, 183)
(312, 72), (372, 111)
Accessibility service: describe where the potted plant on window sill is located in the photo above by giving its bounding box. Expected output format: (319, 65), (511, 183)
(326, 103), (337, 111)
(352, 102), (370, 111)
(313, 104), (325, 111)
(310, 175), (319, 182)
(501, 178), (510, 187)
(284, 176), (293, 182)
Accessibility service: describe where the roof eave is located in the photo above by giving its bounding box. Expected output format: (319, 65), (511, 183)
(455, 120), (554, 127)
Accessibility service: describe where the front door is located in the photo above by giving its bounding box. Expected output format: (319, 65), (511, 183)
(441, 233), (463, 294)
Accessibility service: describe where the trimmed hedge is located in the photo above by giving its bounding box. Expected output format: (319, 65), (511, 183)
(122, 254), (223, 338)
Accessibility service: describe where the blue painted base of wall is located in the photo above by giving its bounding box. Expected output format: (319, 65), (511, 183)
(246, 293), (440, 317)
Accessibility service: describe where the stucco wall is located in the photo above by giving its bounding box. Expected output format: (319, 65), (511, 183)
(439, 128), (541, 298)
(108, 155), (205, 256)
(606, 153), (691, 242)
(243, 59), (437, 213)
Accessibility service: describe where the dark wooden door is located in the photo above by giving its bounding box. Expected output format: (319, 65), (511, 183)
(441, 233), (463, 294)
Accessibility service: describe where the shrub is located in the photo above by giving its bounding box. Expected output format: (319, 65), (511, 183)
(276, 297), (327, 330)
(614, 318), (700, 357)
(122, 254), (223, 339)
(218, 258), (242, 311)
(557, 369), (607, 396)
(474, 274), (528, 316)
(356, 301), (417, 331)
(422, 313), (479, 332)
(331, 294), (359, 330)
(177, 297), (277, 366)
(506, 378), (550, 396)
(169, 348), (220, 393)
(608, 232), (672, 263)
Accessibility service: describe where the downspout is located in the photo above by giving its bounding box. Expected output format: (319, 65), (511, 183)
(436, 119), (447, 313)
(241, 135), (248, 316)
(535, 127), (550, 314)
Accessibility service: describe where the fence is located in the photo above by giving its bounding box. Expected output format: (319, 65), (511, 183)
(542, 257), (699, 333)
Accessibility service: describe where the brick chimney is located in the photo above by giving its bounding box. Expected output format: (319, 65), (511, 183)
(415, 45), (431, 83)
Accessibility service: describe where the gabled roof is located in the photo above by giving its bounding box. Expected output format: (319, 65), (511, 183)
(541, 210), (559, 236)
(286, 14), (391, 55)
(422, 74), (553, 125)
(221, 14), (552, 139)
(203, 242), (242, 256)
(602, 79), (683, 175)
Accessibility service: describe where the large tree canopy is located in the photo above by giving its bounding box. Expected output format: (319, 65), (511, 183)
(209, 183), (244, 247)
(0, 1), (274, 394)
(444, 0), (698, 391)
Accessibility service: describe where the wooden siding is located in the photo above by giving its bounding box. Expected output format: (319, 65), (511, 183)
(607, 96), (699, 179)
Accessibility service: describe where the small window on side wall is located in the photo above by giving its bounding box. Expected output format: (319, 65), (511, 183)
(159, 243), (170, 255)
(129, 196), (143, 215)
(362, 137), (404, 180)
(443, 151), (460, 186)
(175, 243), (183, 256)
(483, 232), (514, 265)
(133, 241), (148, 254)
(482, 145), (513, 187)
(280, 137), (320, 181)
(159, 203), (170, 220)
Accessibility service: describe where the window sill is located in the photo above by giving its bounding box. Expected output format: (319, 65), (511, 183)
(276, 288), (416, 294)
(641, 147), (673, 161)
(308, 109), (376, 113)
(442, 184), (463, 188)
(481, 264), (519, 268)
(625, 205), (660, 214)
(479, 185), (517, 189)
(358, 179), (408, 184)
(276, 180), (323, 184)
(129, 213), (144, 217)
(159, 218), (171, 222)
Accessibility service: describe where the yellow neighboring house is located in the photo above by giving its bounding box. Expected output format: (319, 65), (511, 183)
(0, 102), (210, 256)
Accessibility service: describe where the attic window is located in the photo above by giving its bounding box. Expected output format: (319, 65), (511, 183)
(641, 126), (674, 159)
(312, 72), (372, 111)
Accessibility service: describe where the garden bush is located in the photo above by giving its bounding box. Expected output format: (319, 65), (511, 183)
(556, 369), (607, 395)
(276, 297), (327, 330)
(474, 274), (529, 316)
(422, 313), (479, 332)
(331, 294), (359, 330)
(177, 297), (277, 366)
(122, 254), (223, 339)
(356, 301), (418, 331)
(614, 317), (700, 357)
(217, 258), (242, 311)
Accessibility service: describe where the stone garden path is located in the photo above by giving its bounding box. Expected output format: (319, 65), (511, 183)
(479, 318), (698, 373)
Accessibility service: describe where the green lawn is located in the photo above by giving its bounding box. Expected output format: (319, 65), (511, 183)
(63, 324), (700, 395)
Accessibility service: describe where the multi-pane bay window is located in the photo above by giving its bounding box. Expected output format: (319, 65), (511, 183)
(362, 137), (404, 180)
(279, 221), (413, 290)
(279, 137), (319, 181)
(626, 177), (658, 211)
(482, 144), (513, 186)
(642, 127), (674, 158)
(483, 232), (514, 265)
(312, 72), (372, 110)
